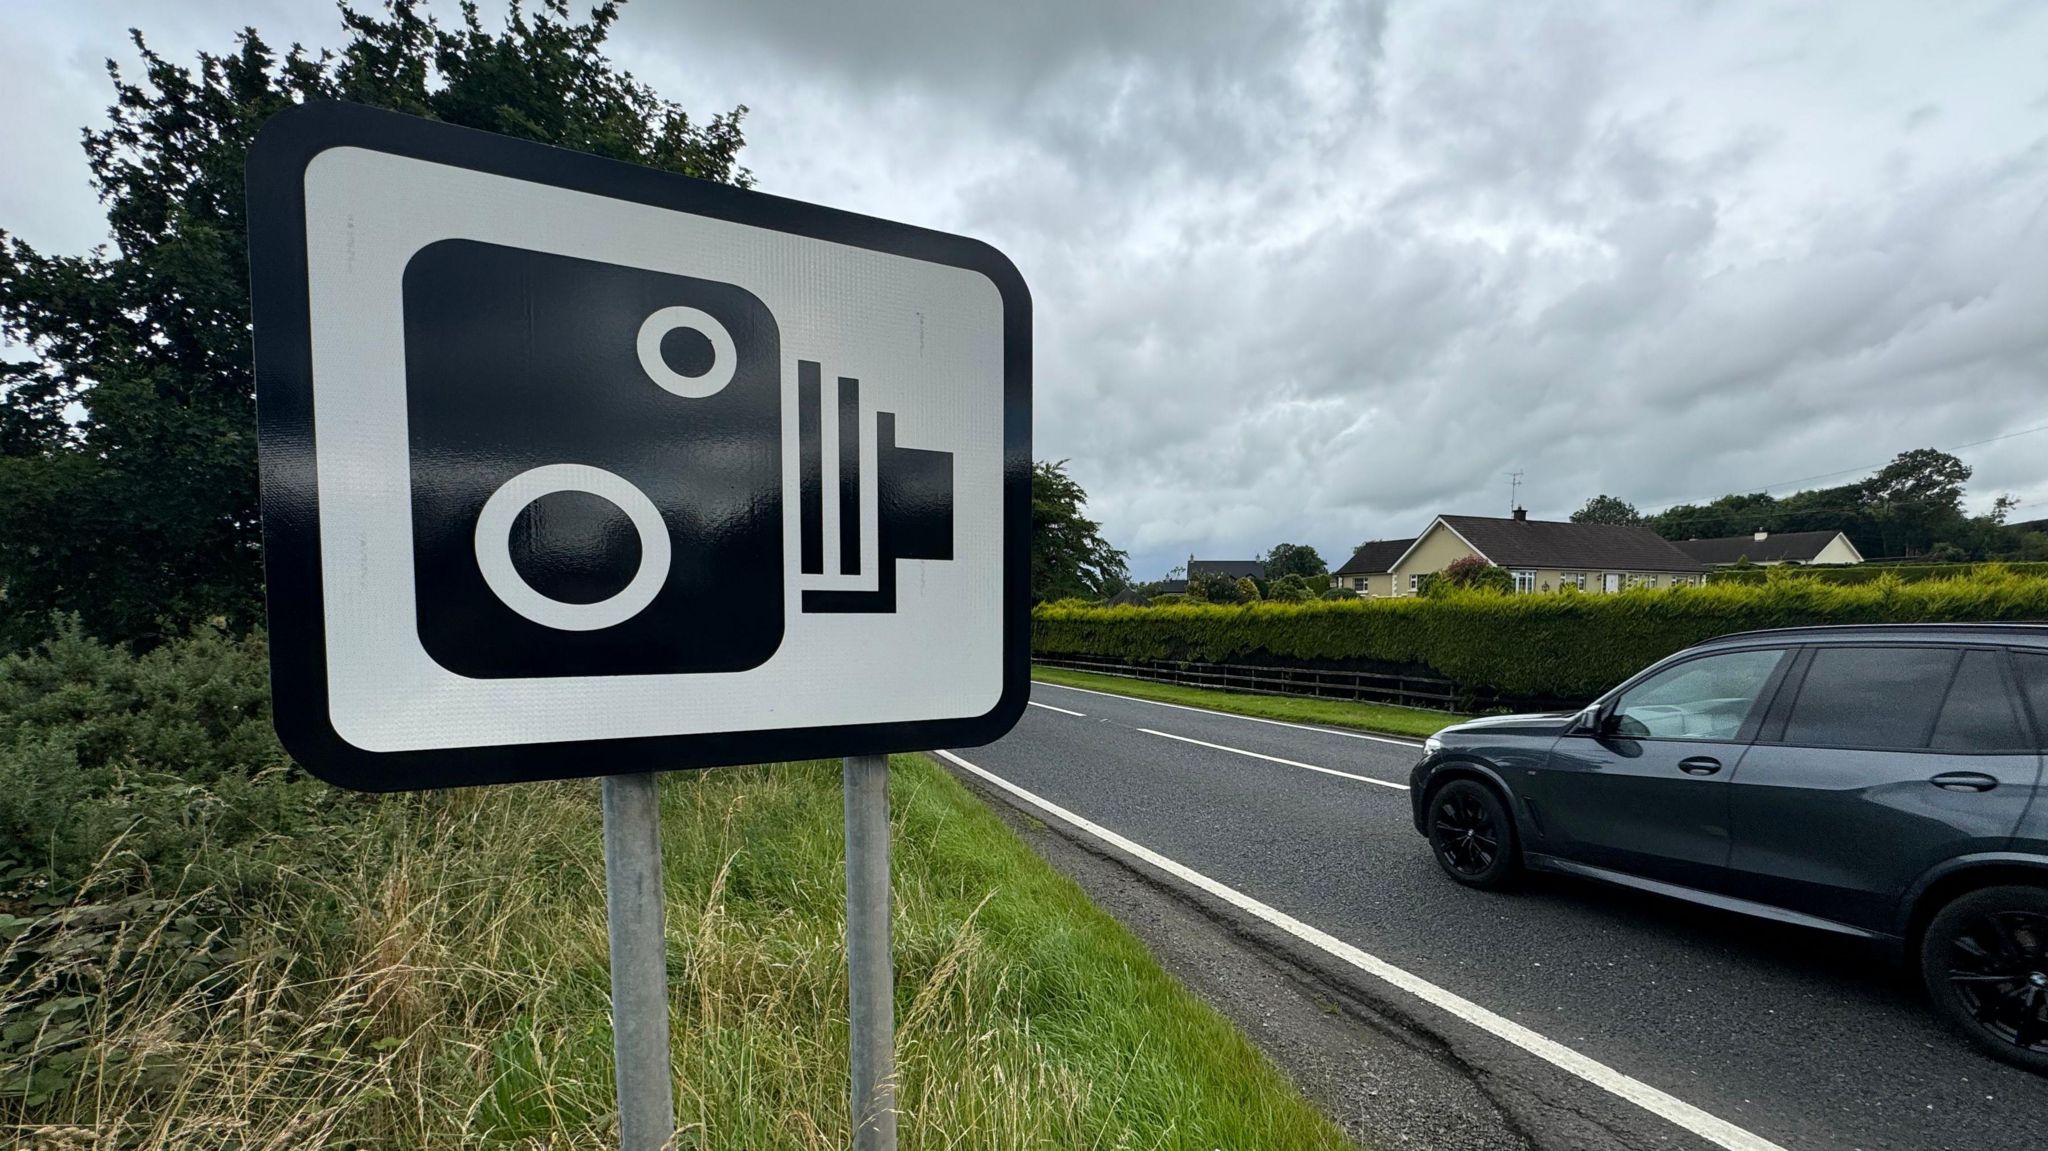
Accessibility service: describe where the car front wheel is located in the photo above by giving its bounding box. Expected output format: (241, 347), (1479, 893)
(1426, 778), (1518, 889)
(1919, 884), (2048, 1074)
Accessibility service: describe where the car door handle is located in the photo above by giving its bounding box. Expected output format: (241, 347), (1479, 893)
(1930, 772), (1999, 793)
(1677, 756), (1723, 776)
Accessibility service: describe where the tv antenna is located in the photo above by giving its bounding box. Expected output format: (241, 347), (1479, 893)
(1505, 470), (1524, 513)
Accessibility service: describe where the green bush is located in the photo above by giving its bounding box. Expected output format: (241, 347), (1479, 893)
(0, 619), (355, 895)
(1709, 560), (2048, 586)
(1187, 572), (1256, 604)
(1033, 571), (2048, 699)
(1428, 556), (1513, 596)
(1264, 574), (1319, 602)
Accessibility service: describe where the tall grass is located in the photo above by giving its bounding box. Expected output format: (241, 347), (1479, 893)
(0, 627), (1353, 1149)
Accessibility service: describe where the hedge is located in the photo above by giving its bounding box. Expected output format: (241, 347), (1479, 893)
(1033, 572), (2048, 700)
(1708, 561), (2048, 586)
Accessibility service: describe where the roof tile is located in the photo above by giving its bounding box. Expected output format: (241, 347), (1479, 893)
(1436, 515), (1705, 573)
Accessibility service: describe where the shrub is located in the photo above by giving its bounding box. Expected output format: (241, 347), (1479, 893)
(0, 618), (355, 894)
(1265, 574), (1319, 602)
(1033, 570), (2048, 699)
(1187, 572), (1254, 604)
(1429, 556), (1513, 596)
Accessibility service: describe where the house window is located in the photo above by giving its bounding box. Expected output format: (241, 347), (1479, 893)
(1351, 576), (1366, 591)
(1511, 569), (1537, 593)
(1408, 573), (1422, 595)
(1561, 571), (1586, 590)
(1646, 574), (1658, 589)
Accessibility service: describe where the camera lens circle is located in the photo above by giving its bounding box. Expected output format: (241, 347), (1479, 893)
(474, 465), (671, 631)
(636, 305), (736, 398)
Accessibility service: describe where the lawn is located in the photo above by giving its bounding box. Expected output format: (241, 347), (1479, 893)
(0, 628), (1356, 1149)
(1032, 664), (1471, 740)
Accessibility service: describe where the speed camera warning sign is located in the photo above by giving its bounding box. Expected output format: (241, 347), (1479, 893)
(247, 102), (1030, 791)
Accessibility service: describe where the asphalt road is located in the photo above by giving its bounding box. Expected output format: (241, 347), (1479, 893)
(949, 682), (2048, 1151)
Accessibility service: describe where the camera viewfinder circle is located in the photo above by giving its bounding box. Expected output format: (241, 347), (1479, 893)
(475, 464), (671, 631)
(636, 305), (736, 398)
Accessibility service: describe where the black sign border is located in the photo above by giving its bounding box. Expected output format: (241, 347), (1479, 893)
(247, 101), (1030, 792)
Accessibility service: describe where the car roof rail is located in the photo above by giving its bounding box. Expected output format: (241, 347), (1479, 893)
(1702, 622), (2048, 646)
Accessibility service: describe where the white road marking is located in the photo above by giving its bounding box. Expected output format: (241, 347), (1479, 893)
(1028, 700), (1087, 717)
(936, 749), (1790, 1151)
(1034, 678), (1428, 748)
(1138, 727), (1408, 790)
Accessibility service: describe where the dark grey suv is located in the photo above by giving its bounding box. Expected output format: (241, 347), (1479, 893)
(1409, 623), (2048, 1071)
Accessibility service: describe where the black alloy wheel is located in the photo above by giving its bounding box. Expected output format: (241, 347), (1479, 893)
(1427, 778), (1517, 889)
(1921, 885), (2048, 1074)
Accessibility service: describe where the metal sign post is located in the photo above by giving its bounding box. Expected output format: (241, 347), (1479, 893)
(843, 755), (897, 1148)
(601, 773), (675, 1151)
(246, 101), (1027, 1151)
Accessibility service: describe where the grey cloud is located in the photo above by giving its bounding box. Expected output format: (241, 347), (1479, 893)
(7, 0), (2047, 579)
(642, 0), (1317, 104)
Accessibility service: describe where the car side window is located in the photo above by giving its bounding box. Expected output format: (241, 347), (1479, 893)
(1928, 650), (2027, 752)
(1780, 646), (1957, 750)
(2012, 652), (2048, 749)
(1611, 648), (1786, 741)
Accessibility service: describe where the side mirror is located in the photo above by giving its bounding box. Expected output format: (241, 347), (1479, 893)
(1575, 706), (1613, 736)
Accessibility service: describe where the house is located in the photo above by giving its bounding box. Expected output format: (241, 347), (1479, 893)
(1383, 510), (1707, 595)
(1145, 557), (1265, 596)
(1187, 558), (1266, 583)
(1330, 538), (1416, 596)
(1105, 587), (1151, 607)
(1673, 529), (1865, 568)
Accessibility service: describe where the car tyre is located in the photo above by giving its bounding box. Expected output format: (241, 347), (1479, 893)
(1919, 884), (2048, 1074)
(1426, 778), (1518, 890)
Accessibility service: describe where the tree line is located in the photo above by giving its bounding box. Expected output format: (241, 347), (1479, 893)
(1568, 447), (2048, 563)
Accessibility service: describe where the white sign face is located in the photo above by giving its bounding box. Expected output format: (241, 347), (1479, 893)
(248, 103), (1030, 791)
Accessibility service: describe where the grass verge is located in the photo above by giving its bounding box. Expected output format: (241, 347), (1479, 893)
(1033, 664), (1469, 740)
(3, 707), (1355, 1147)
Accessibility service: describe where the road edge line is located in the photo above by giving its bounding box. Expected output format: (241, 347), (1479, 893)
(935, 748), (1788, 1151)
(1033, 678), (1429, 747)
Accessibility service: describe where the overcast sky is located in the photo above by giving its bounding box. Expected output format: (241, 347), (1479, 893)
(7, 1), (2048, 577)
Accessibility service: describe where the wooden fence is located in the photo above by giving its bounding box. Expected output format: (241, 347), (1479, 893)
(1033, 653), (1464, 712)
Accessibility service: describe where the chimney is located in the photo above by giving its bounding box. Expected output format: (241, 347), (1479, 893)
(1512, 507), (1527, 522)
(1753, 529), (1768, 541)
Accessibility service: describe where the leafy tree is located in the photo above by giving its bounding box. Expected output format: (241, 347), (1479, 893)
(1261, 542), (1327, 580)
(1031, 460), (1128, 602)
(1570, 494), (1643, 526)
(1863, 447), (1970, 510)
(1651, 491), (1778, 542)
(0, 0), (752, 648)
(1264, 573), (1320, 602)
(1427, 554), (1513, 595)
(1186, 571), (1253, 604)
(1858, 447), (1973, 558)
